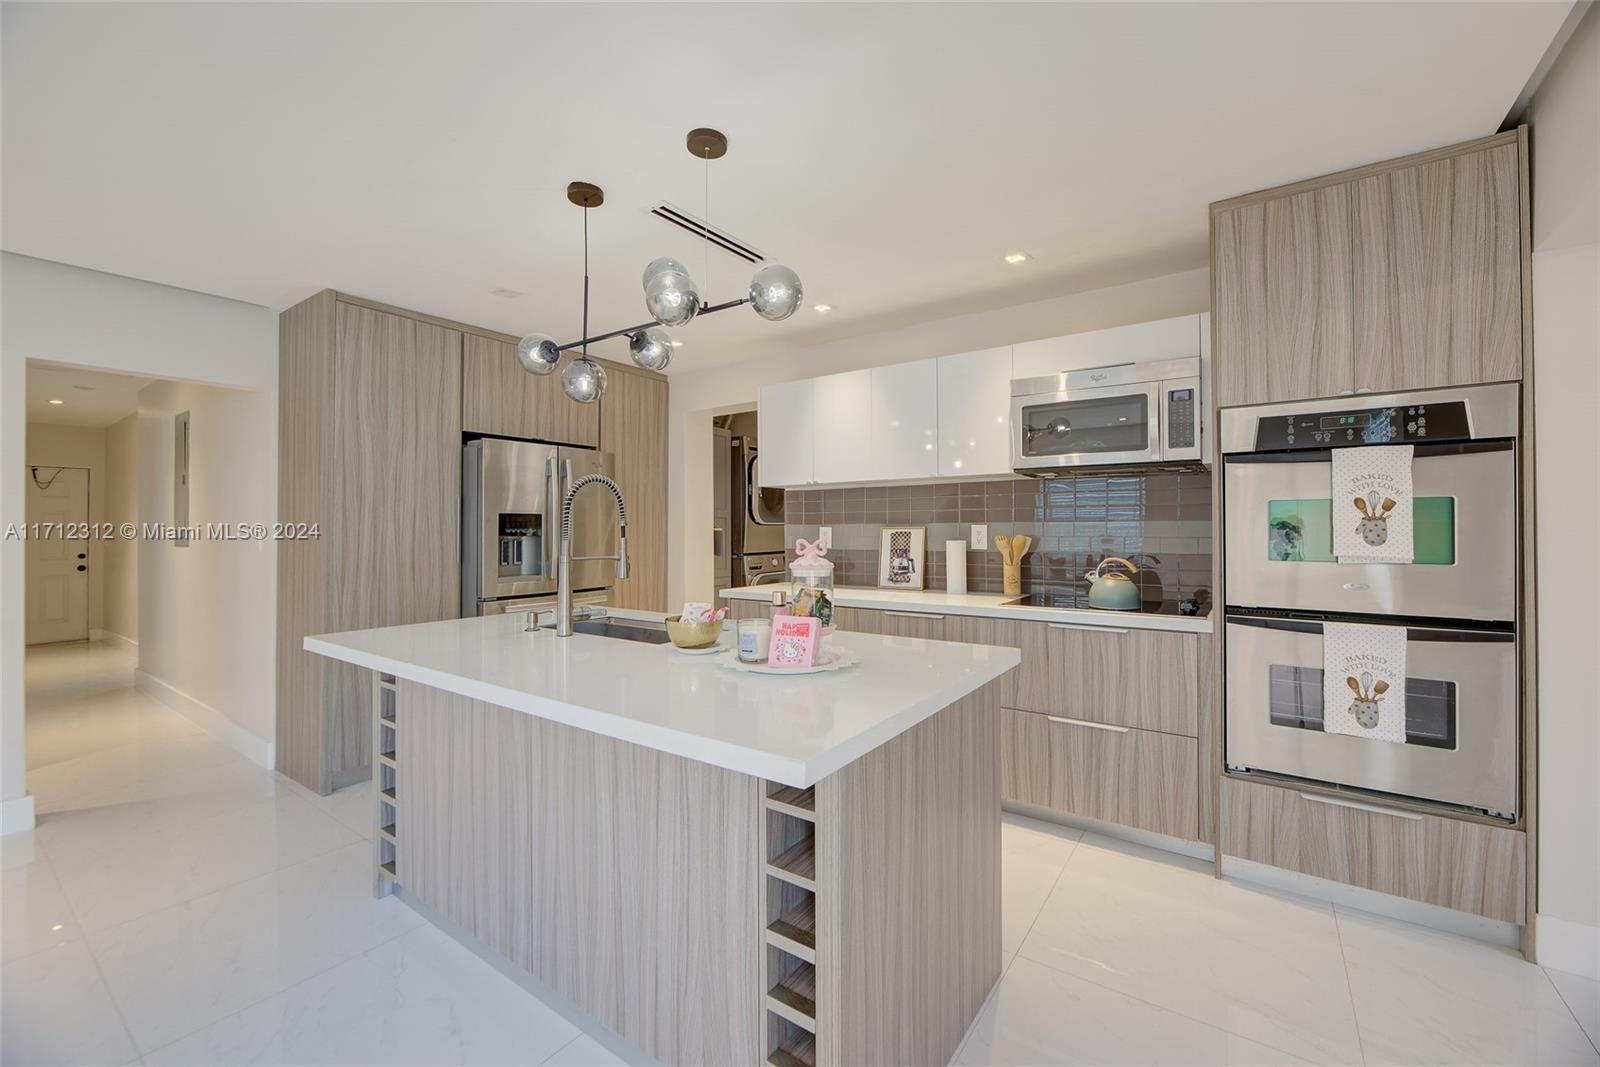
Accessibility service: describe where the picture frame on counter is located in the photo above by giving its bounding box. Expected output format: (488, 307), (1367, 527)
(878, 525), (927, 590)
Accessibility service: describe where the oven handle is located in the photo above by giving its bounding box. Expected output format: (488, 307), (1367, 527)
(1299, 792), (1423, 822)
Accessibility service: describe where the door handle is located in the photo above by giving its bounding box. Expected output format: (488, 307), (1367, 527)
(1299, 792), (1422, 821)
(1046, 715), (1130, 733)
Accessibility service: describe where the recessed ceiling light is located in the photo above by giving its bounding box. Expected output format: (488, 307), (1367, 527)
(48, 399), (64, 405)
(812, 304), (833, 313)
(669, 340), (685, 348)
(1003, 250), (1031, 265)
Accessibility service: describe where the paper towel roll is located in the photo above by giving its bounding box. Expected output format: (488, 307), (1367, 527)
(946, 540), (968, 595)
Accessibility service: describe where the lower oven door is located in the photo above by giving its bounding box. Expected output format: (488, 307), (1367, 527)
(1225, 616), (1518, 818)
(1224, 441), (1516, 622)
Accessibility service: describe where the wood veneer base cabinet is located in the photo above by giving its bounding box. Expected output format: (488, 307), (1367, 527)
(276, 293), (462, 794)
(393, 677), (1001, 1067)
(461, 333), (599, 447)
(599, 367), (667, 611)
(1213, 130), (1525, 407)
(1221, 777), (1525, 924)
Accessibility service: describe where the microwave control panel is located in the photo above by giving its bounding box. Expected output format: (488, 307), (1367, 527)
(1254, 400), (1471, 451)
(1166, 388), (1197, 449)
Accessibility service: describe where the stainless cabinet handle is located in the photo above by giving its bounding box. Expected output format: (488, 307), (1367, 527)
(884, 611), (946, 620)
(1046, 715), (1130, 734)
(1047, 622), (1130, 634)
(1299, 792), (1422, 821)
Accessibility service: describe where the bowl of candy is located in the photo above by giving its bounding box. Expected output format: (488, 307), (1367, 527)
(788, 538), (836, 635)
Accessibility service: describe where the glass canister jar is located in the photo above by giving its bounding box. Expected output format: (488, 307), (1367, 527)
(788, 537), (835, 631)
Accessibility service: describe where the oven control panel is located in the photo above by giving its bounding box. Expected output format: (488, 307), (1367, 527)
(1254, 400), (1470, 451)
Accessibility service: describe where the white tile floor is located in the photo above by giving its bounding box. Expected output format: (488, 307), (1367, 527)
(3, 640), (1596, 1067)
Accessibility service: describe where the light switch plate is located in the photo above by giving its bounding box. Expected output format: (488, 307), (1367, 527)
(819, 526), (833, 549)
(971, 524), (988, 550)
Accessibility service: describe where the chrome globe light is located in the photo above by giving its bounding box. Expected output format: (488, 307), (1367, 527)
(561, 356), (607, 404)
(628, 327), (674, 372)
(644, 268), (701, 328)
(748, 264), (803, 321)
(516, 333), (561, 375)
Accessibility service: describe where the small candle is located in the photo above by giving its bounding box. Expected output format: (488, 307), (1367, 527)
(737, 619), (772, 662)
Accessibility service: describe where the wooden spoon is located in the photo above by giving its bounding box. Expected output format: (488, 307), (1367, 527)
(1012, 535), (1032, 560)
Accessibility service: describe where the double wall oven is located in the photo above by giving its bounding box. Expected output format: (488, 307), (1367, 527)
(1221, 383), (1521, 820)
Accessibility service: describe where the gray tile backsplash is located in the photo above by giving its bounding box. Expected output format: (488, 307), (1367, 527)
(784, 472), (1213, 613)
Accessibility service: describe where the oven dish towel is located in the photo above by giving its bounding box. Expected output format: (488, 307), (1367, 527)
(1322, 621), (1407, 744)
(1331, 444), (1415, 564)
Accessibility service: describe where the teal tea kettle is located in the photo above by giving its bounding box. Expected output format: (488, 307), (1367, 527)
(1085, 556), (1142, 611)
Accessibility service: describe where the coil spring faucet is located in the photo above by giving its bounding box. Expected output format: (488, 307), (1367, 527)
(557, 473), (629, 637)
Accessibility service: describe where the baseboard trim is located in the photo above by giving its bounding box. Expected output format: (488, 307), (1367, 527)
(89, 629), (138, 654)
(134, 670), (274, 769)
(1, 794), (37, 836)
(1536, 913), (1600, 979)
(1004, 801), (1216, 863)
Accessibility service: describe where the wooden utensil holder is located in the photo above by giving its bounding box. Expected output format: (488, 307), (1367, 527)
(1003, 564), (1022, 596)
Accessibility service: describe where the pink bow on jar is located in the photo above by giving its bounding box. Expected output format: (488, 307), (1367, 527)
(794, 537), (828, 561)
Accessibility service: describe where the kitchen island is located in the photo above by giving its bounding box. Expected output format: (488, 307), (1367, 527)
(306, 611), (1019, 1067)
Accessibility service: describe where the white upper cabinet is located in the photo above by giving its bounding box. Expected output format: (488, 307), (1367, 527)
(869, 359), (939, 481)
(756, 378), (815, 488)
(938, 346), (1013, 477)
(812, 369), (873, 485)
(1011, 314), (1203, 380)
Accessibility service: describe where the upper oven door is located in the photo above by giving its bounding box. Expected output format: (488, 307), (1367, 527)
(1224, 442), (1516, 622)
(1225, 616), (1517, 818)
(1011, 382), (1161, 471)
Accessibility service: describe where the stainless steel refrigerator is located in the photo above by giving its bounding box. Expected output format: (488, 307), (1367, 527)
(461, 438), (618, 617)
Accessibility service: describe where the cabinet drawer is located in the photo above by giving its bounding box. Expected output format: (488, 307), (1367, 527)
(1000, 708), (1051, 808)
(1044, 713), (1198, 840)
(1221, 777), (1525, 923)
(833, 606), (947, 641)
(1012, 623), (1198, 736)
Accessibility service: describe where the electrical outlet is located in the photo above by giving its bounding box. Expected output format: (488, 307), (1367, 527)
(819, 526), (833, 549)
(971, 524), (987, 550)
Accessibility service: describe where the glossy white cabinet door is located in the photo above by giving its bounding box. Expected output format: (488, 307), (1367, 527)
(812, 369), (872, 484)
(1011, 314), (1202, 380)
(869, 359), (939, 481)
(757, 378), (814, 487)
(937, 346), (1012, 477)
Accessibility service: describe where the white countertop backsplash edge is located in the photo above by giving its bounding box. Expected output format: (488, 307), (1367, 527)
(719, 585), (1214, 633)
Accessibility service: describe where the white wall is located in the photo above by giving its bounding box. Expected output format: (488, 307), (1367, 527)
(1, 253), (278, 828)
(103, 414), (139, 642)
(24, 423), (108, 635)
(1527, 4), (1600, 977)
(133, 381), (277, 764)
(664, 267), (1211, 607)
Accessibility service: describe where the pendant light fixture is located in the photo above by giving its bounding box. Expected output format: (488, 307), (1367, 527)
(518, 128), (803, 404)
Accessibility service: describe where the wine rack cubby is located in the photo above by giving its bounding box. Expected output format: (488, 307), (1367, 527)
(373, 673), (399, 896)
(762, 781), (818, 1066)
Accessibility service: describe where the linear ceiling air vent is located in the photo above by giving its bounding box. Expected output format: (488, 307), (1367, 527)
(649, 202), (765, 265)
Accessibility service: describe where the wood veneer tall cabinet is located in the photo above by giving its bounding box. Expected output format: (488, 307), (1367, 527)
(599, 366), (668, 611)
(462, 334), (599, 447)
(277, 291), (464, 794)
(1212, 130), (1527, 406)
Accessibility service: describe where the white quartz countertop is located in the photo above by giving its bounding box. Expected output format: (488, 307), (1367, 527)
(306, 610), (1019, 788)
(720, 585), (1213, 634)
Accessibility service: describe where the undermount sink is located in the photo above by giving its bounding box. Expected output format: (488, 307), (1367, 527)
(544, 618), (673, 645)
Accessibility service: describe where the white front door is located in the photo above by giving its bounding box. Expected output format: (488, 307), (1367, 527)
(25, 465), (90, 645)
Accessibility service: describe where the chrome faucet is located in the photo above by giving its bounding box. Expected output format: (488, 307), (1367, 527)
(556, 473), (629, 637)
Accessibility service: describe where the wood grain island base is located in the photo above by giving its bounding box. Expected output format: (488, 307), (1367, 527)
(308, 612), (1017, 1066)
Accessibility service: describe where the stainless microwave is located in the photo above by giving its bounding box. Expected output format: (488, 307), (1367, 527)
(1010, 356), (1202, 475)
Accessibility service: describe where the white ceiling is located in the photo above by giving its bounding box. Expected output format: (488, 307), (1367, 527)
(25, 362), (155, 428)
(1, 2), (1572, 373)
